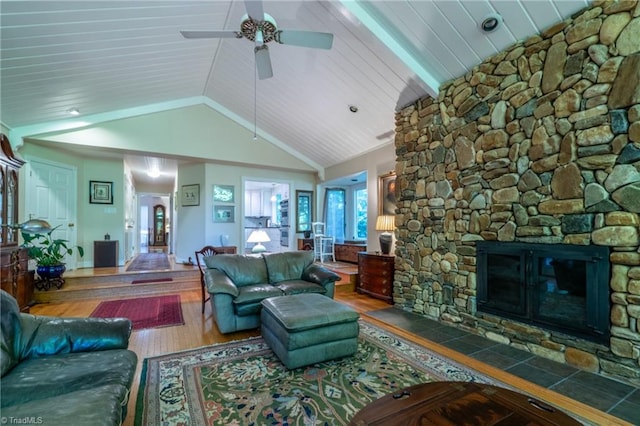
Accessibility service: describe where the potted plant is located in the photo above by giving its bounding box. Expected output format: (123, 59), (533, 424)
(21, 226), (84, 280)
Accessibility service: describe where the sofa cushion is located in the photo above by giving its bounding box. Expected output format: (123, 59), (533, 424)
(277, 280), (327, 296)
(205, 255), (268, 287)
(261, 294), (360, 332)
(263, 251), (314, 284)
(0, 349), (137, 408)
(233, 284), (283, 316)
(1, 384), (129, 426)
(1, 290), (21, 377)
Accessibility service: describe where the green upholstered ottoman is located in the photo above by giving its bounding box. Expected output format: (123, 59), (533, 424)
(261, 293), (360, 369)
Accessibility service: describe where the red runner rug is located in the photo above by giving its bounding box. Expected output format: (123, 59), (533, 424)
(126, 253), (171, 272)
(90, 295), (183, 330)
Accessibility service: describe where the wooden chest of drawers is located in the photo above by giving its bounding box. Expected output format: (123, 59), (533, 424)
(334, 243), (366, 263)
(357, 252), (394, 303)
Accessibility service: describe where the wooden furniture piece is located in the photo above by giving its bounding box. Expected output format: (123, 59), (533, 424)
(94, 240), (118, 267)
(0, 134), (34, 312)
(212, 246), (237, 255)
(357, 252), (394, 303)
(335, 243), (366, 263)
(152, 204), (166, 246)
(195, 245), (238, 313)
(350, 381), (581, 425)
(297, 238), (313, 251)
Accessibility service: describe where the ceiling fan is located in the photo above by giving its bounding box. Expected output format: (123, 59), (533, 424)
(180, 0), (334, 80)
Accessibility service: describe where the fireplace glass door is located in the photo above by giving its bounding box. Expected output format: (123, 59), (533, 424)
(477, 241), (610, 344)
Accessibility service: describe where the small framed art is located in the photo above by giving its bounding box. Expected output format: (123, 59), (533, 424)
(213, 184), (235, 203)
(214, 205), (235, 223)
(89, 180), (113, 204)
(181, 184), (200, 207)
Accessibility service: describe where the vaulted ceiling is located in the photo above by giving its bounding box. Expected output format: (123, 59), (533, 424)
(0, 0), (590, 185)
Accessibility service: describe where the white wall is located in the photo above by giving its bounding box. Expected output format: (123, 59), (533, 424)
(176, 163), (206, 263)
(30, 105), (317, 173)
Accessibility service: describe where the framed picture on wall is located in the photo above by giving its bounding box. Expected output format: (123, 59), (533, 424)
(89, 180), (113, 204)
(378, 172), (396, 215)
(181, 184), (200, 207)
(213, 184), (235, 203)
(214, 205), (235, 223)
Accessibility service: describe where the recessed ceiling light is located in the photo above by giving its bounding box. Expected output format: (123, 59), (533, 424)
(480, 13), (502, 33)
(68, 108), (80, 116)
(349, 105), (358, 113)
(147, 168), (160, 178)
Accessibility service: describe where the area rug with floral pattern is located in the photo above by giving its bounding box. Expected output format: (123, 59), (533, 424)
(135, 320), (502, 425)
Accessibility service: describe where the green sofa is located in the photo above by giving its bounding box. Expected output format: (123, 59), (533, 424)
(0, 290), (138, 426)
(204, 250), (340, 333)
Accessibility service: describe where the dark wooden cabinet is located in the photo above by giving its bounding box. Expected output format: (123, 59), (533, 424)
(94, 240), (118, 267)
(1, 248), (34, 312)
(335, 243), (366, 263)
(358, 252), (394, 303)
(212, 246), (237, 254)
(297, 238), (314, 251)
(0, 134), (34, 312)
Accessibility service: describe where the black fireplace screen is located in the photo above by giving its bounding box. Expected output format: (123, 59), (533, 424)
(477, 242), (610, 344)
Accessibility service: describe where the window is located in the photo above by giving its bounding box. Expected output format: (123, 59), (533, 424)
(322, 185), (367, 242)
(323, 188), (345, 241)
(355, 187), (367, 240)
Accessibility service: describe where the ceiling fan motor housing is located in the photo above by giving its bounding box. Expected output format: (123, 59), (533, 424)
(241, 13), (277, 44)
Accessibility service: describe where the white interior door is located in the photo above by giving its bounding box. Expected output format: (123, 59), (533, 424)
(26, 158), (78, 270)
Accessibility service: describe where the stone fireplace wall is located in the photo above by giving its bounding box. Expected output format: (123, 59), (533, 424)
(393, 0), (640, 384)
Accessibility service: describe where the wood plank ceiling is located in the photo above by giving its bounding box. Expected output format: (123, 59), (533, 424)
(0, 0), (590, 183)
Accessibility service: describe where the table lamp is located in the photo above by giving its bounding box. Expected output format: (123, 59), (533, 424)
(375, 215), (395, 255)
(247, 229), (270, 253)
(1, 219), (52, 234)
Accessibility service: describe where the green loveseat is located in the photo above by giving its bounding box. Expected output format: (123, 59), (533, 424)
(0, 290), (138, 426)
(204, 250), (340, 333)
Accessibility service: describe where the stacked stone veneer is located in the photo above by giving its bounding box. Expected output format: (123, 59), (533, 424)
(393, 0), (640, 385)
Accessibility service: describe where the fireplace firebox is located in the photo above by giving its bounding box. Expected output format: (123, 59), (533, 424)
(476, 241), (610, 344)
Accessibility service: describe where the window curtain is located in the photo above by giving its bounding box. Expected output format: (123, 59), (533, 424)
(323, 188), (345, 242)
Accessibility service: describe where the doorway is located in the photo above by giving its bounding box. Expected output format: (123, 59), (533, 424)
(138, 193), (171, 254)
(243, 180), (290, 253)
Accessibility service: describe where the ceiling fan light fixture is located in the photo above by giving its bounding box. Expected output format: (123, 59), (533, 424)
(480, 13), (503, 33)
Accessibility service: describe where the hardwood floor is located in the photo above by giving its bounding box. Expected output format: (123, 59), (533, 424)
(30, 286), (630, 426)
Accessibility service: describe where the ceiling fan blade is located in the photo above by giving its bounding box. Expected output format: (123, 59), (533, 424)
(180, 30), (240, 39)
(255, 45), (273, 80)
(244, 0), (264, 21)
(276, 30), (333, 49)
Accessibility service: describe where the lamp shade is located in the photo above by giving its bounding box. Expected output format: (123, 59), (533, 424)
(247, 229), (270, 253)
(2, 219), (52, 234)
(375, 215), (395, 231)
(247, 230), (270, 243)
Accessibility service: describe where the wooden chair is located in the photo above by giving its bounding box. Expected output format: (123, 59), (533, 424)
(195, 245), (217, 314)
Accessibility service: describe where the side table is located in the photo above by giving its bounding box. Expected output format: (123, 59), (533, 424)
(350, 381), (580, 425)
(94, 240), (118, 267)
